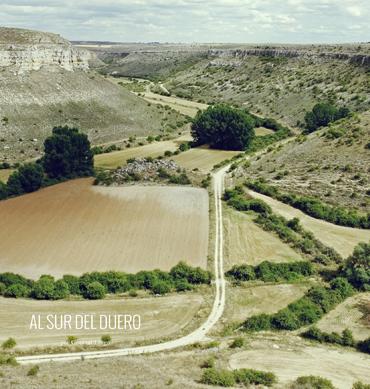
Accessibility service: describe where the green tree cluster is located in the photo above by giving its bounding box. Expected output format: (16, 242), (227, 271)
(191, 105), (255, 150)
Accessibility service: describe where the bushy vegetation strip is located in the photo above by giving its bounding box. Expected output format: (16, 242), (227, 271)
(243, 277), (355, 331)
(200, 367), (277, 387)
(226, 261), (314, 283)
(301, 326), (370, 355)
(0, 262), (212, 300)
(224, 186), (342, 265)
(246, 179), (369, 229)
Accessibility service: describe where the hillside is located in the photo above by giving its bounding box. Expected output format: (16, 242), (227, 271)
(234, 111), (370, 213)
(0, 28), (184, 163)
(163, 44), (370, 128)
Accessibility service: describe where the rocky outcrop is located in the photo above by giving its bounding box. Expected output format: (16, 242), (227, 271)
(0, 27), (91, 73)
(209, 48), (370, 68)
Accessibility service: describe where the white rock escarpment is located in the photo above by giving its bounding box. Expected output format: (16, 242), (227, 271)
(0, 27), (91, 73)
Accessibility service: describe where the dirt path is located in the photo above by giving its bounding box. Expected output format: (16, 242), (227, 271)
(16, 165), (230, 364)
(247, 190), (370, 258)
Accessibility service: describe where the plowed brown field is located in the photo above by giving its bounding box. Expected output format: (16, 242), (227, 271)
(0, 179), (209, 279)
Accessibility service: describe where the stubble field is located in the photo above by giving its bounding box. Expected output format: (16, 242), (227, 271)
(0, 179), (209, 279)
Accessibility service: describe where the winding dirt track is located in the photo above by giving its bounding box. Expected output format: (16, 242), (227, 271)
(16, 166), (229, 364)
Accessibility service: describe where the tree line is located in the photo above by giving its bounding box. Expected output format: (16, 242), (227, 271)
(0, 126), (93, 200)
(0, 262), (212, 300)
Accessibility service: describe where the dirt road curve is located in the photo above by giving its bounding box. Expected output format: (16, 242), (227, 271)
(16, 166), (229, 365)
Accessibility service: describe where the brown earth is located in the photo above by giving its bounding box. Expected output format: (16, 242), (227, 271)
(0, 179), (209, 279)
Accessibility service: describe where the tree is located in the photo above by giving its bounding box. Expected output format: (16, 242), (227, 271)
(191, 105), (255, 150)
(4, 283), (30, 298)
(342, 242), (370, 291)
(304, 102), (349, 133)
(43, 126), (93, 179)
(7, 163), (44, 196)
(83, 281), (106, 299)
(31, 276), (56, 300)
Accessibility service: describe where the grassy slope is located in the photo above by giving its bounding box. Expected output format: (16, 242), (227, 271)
(237, 111), (370, 213)
(0, 69), (184, 163)
(165, 55), (370, 128)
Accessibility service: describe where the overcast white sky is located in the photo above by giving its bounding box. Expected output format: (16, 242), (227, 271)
(0, 0), (369, 43)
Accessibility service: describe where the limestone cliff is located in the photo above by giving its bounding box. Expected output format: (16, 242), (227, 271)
(0, 27), (90, 73)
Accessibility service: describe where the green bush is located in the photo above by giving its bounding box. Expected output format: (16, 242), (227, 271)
(304, 102), (349, 133)
(1, 338), (16, 350)
(243, 313), (272, 331)
(357, 337), (370, 354)
(291, 375), (335, 389)
(342, 243), (370, 291)
(27, 365), (40, 376)
(234, 368), (277, 387)
(200, 368), (236, 387)
(101, 335), (112, 344)
(0, 282), (6, 295)
(151, 280), (172, 295)
(7, 163), (44, 196)
(353, 382), (370, 389)
(191, 105), (255, 150)
(229, 337), (244, 348)
(0, 181), (7, 200)
(83, 281), (106, 299)
(4, 283), (30, 298)
(168, 173), (191, 185)
(301, 326), (356, 348)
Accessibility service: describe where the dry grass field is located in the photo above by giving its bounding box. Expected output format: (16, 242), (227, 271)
(0, 294), (204, 349)
(229, 337), (370, 389)
(0, 168), (13, 182)
(254, 127), (274, 136)
(223, 207), (302, 270)
(247, 189), (370, 258)
(0, 179), (209, 279)
(172, 147), (240, 172)
(317, 292), (370, 341)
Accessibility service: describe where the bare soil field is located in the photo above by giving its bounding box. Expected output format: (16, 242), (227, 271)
(230, 337), (370, 389)
(222, 283), (309, 325)
(0, 179), (209, 278)
(317, 292), (370, 341)
(0, 294), (204, 349)
(247, 190), (370, 258)
(223, 207), (302, 270)
(0, 168), (13, 182)
(172, 147), (240, 173)
(94, 139), (180, 169)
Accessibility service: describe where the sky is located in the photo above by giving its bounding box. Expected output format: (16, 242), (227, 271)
(0, 0), (369, 43)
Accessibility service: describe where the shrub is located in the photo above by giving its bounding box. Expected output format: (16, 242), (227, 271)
(353, 382), (370, 389)
(200, 368), (236, 387)
(357, 337), (370, 354)
(291, 375), (335, 389)
(200, 357), (215, 369)
(168, 173), (191, 185)
(66, 336), (78, 345)
(301, 326), (356, 348)
(7, 163), (44, 196)
(229, 337), (244, 348)
(342, 243), (370, 291)
(226, 264), (256, 281)
(1, 338), (16, 350)
(151, 280), (172, 295)
(0, 282), (6, 295)
(0, 181), (7, 200)
(0, 354), (18, 366)
(83, 281), (106, 299)
(243, 313), (272, 331)
(4, 283), (30, 298)
(27, 365), (40, 376)
(304, 102), (349, 133)
(191, 105), (255, 150)
(234, 368), (277, 387)
(101, 335), (112, 344)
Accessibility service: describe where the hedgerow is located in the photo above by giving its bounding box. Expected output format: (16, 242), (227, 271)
(0, 262), (212, 300)
(226, 261), (313, 283)
(245, 179), (369, 229)
(243, 277), (355, 332)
